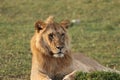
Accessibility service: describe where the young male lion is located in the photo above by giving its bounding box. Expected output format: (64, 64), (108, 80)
(30, 16), (119, 80)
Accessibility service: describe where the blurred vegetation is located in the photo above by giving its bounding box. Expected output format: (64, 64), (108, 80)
(0, 0), (120, 80)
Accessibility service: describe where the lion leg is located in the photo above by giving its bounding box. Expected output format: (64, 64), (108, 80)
(63, 70), (77, 80)
(31, 70), (52, 80)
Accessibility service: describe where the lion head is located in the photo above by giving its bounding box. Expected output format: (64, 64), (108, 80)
(34, 16), (70, 58)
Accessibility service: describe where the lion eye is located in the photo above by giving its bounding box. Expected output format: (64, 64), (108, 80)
(61, 33), (65, 37)
(49, 33), (54, 40)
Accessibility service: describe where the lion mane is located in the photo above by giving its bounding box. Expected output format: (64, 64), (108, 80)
(30, 16), (119, 80)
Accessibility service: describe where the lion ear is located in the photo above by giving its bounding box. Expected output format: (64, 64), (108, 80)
(35, 20), (46, 32)
(61, 20), (71, 29)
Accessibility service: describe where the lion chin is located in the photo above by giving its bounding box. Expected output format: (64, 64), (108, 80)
(53, 53), (64, 58)
(51, 49), (66, 58)
(30, 16), (119, 80)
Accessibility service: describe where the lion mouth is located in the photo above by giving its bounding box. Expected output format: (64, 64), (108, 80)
(53, 52), (64, 58)
(49, 51), (65, 58)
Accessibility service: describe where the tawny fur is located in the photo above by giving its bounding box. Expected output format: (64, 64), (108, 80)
(30, 16), (119, 80)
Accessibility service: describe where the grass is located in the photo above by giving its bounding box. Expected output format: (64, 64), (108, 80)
(0, 0), (120, 80)
(75, 71), (120, 80)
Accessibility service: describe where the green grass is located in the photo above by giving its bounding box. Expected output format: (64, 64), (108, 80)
(0, 0), (120, 80)
(75, 71), (120, 80)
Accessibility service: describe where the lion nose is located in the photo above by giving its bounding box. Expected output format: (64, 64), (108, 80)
(56, 46), (64, 50)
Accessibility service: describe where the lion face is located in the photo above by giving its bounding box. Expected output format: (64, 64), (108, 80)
(34, 16), (70, 58)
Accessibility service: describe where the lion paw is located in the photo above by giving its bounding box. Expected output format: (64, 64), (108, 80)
(63, 75), (75, 80)
(42, 78), (52, 80)
(41, 77), (52, 80)
(63, 77), (71, 80)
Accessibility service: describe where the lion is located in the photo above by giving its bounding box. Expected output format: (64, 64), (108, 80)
(30, 16), (119, 80)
